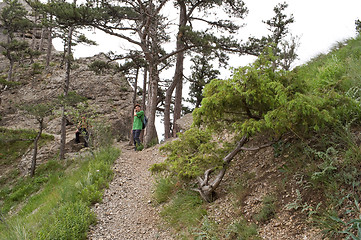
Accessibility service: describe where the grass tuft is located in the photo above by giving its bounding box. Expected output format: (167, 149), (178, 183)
(161, 190), (207, 231)
(153, 177), (177, 204)
(253, 195), (276, 224)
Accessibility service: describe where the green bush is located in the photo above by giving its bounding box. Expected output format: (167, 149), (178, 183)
(136, 142), (144, 151)
(31, 62), (44, 75)
(158, 128), (224, 179)
(90, 121), (114, 148)
(88, 60), (111, 74)
(80, 184), (103, 204)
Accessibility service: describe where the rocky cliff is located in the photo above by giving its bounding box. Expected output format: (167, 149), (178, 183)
(0, 51), (134, 172)
(1, 52), (133, 136)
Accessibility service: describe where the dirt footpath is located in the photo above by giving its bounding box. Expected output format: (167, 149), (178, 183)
(88, 142), (174, 240)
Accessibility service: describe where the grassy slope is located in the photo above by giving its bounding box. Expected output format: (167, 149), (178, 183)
(0, 128), (120, 239)
(0, 128), (54, 190)
(284, 35), (361, 238)
(153, 35), (361, 239)
(1, 36), (361, 239)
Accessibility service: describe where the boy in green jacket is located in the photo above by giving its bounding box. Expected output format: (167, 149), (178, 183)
(133, 104), (144, 151)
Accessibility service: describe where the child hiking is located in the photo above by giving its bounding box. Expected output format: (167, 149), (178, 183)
(132, 104), (144, 151)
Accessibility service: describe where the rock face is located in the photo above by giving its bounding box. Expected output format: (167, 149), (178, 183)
(175, 112), (193, 131)
(0, 0), (133, 141)
(0, 53), (134, 140)
(0, 0), (52, 51)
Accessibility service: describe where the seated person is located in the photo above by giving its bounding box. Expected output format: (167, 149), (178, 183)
(75, 116), (89, 147)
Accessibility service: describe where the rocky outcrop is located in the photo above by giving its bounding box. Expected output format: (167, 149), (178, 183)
(175, 112), (193, 131)
(1, 52), (134, 176)
(0, 52), (134, 140)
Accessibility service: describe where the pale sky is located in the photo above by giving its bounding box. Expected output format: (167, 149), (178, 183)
(55, 0), (361, 140)
(66, 0), (361, 71)
(258, 0), (361, 66)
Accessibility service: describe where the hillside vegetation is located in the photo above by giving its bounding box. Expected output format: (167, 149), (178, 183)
(151, 35), (361, 239)
(0, 133), (120, 239)
(1, 34), (361, 239)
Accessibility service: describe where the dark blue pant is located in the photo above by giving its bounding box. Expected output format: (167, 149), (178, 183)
(76, 128), (89, 147)
(133, 129), (141, 150)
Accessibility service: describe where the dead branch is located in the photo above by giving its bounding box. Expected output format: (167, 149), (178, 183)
(195, 135), (285, 202)
(240, 141), (275, 151)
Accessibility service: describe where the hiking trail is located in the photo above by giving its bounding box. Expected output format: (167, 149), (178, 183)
(88, 142), (174, 240)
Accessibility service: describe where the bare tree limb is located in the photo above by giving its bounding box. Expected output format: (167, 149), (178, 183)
(241, 141), (275, 151)
(210, 135), (248, 189)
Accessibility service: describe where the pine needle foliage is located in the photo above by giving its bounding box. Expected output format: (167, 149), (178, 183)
(156, 128), (227, 179)
(155, 34), (361, 239)
(158, 42), (361, 185)
(193, 48), (361, 139)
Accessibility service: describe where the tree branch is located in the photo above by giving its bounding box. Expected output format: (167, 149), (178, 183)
(209, 135), (248, 189)
(91, 24), (142, 47)
(241, 142), (275, 151)
(158, 45), (196, 62)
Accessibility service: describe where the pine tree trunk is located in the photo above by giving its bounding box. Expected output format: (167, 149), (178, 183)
(143, 62), (159, 146)
(139, 67), (148, 143)
(129, 67), (139, 146)
(172, 79), (183, 137)
(142, 3), (159, 147)
(31, 14), (38, 50)
(59, 26), (73, 160)
(8, 59), (14, 82)
(30, 120), (43, 177)
(164, 0), (186, 139)
(39, 28), (45, 51)
(164, 78), (176, 139)
(195, 136), (248, 202)
(59, 106), (67, 160)
(142, 67), (147, 110)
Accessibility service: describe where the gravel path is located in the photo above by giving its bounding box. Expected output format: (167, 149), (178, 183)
(88, 142), (175, 240)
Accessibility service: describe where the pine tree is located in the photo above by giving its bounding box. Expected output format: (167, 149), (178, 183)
(28, 0), (97, 159)
(158, 51), (304, 201)
(80, 0), (172, 146)
(164, 0), (248, 139)
(356, 19), (361, 34)
(186, 54), (220, 109)
(19, 101), (54, 177)
(243, 2), (298, 70)
(0, 0), (33, 81)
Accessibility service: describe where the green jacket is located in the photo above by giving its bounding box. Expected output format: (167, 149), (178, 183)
(133, 110), (144, 130)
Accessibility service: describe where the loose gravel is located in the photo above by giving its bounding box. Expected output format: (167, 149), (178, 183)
(88, 142), (175, 240)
